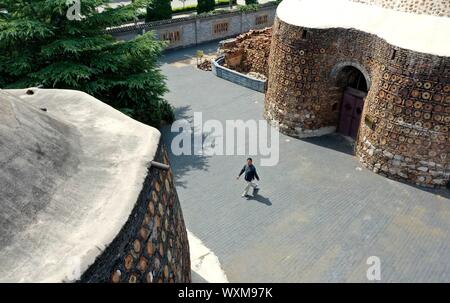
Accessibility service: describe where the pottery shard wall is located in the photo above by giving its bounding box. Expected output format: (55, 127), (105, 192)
(264, 18), (449, 188)
(350, 0), (450, 17)
(80, 142), (191, 283)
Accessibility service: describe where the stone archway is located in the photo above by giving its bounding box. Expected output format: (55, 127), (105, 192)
(330, 60), (372, 89)
(331, 62), (371, 140)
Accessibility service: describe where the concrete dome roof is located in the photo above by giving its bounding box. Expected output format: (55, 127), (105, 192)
(277, 0), (450, 56)
(0, 89), (160, 282)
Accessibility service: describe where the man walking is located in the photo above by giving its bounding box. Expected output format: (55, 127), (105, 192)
(236, 158), (260, 197)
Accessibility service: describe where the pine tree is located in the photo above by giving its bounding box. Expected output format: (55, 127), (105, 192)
(146, 0), (172, 22)
(197, 0), (206, 13)
(208, 0), (216, 12)
(0, 0), (174, 127)
(197, 0), (215, 14)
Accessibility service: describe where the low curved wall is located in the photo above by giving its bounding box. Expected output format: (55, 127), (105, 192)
(80, 141), (191, 283)
(264, 18), (449, 188)
(212, 56), (267, 92)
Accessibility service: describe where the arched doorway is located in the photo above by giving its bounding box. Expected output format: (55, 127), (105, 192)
(335, 66), (369, 140)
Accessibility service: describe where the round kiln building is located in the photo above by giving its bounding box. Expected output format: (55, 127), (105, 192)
(0, 88), (191, 283)
(264, 0), (450, 187)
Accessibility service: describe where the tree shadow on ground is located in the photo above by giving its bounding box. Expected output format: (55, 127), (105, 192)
(160, 105), (211, 188)
(246, 189), (272, 206)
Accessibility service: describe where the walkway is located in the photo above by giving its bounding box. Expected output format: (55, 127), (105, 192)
(160, 43), (450, 282)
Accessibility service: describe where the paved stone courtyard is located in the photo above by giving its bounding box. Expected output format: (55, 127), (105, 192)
(160, 43), (450, 282)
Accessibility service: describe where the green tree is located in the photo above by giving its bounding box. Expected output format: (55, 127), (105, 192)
(245, 0), (258, 4)
(197, 0), (215, 14)
(0, 0), (174, 127)
(197, 0), (206, 13)
(146, 0), (172, 22)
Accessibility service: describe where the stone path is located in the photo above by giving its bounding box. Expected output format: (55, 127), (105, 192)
(160, 42), (450, 282)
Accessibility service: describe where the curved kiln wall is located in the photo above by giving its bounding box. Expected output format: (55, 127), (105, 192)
(80, 142), (191, 283)
(0, 88), (191, 283)
(264, 16), (449, 187)
(349, 0), (450, 17)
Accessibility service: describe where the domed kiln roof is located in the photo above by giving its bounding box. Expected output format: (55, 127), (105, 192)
(277, 0), (450, 56)
(0, 89), (160, 282)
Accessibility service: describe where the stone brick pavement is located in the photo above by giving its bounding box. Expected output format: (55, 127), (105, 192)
(160, 43), (450, 282)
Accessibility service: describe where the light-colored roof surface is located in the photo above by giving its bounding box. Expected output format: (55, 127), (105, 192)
(277, 0), (450, 57)
(0, 88), (160, 282)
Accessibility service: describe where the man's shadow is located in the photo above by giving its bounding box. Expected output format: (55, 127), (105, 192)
(246, 188), (272, 206)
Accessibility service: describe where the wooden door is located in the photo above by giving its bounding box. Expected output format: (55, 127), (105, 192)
(338, 90), (364, 140)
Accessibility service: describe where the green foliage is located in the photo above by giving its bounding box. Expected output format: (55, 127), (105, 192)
(172, 4), (198, 15)
(245, 0), (258, 5)
(172, 0), (235, 15)
(136, 0), (239, 21)
(0, 0), (173, 127)
(197, 0), (216, 14)
(238, 3), (260, 12)
(146, 0), (172, 22)
(219, 0), (237, 6)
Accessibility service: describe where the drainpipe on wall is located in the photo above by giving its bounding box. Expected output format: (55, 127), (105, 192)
(150, 161), (170, 171)
(195, 19), (200, 45)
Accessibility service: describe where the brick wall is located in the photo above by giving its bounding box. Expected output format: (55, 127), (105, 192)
(108, 4), (277, 49)
(264, 18), (449, 188)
